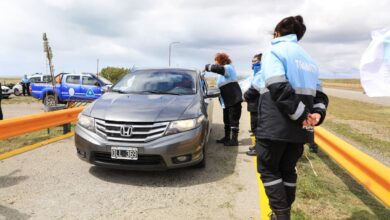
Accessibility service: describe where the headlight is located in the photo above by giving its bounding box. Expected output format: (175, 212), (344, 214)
(165, 115), (205, 135)
(78, 114), (95, 131)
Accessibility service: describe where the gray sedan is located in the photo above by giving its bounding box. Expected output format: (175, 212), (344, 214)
(75, 68), (219, 170)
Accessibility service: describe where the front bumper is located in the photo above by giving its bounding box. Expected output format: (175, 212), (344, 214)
(75, 123), (207, 170)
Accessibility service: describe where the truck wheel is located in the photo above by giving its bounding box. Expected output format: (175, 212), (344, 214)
(14, 88), (21, 96)
(44, 95), (56, 106)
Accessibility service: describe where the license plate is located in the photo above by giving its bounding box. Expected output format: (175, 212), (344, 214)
(111, 147), (138, 160)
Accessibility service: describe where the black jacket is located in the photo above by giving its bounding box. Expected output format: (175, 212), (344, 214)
(256, 81), (329, 143)
(206, 64), (243, 108)
(244, 87), (259, 112)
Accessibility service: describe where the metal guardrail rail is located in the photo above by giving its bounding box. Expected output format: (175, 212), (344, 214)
(0, 106), (84, 140)
(315, 126), (390, 207)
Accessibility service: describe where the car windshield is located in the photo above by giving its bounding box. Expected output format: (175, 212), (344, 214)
(112, 70), (196, 95)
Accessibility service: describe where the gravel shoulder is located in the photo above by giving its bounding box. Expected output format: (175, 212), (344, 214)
(0, 102), (260, 219)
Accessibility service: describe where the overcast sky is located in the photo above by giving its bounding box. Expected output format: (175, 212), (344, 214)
(0, 0), (389, 78)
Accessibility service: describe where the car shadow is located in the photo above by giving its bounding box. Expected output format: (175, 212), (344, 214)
(0, 204), (30, 220)
(89, 123), (240, 187)
(0, 170), (29, 189)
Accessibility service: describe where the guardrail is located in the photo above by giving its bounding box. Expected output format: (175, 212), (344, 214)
(315, 126), (390, 207)
(0, 106), (84, 140)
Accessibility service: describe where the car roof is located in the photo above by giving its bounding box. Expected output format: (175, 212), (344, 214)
(133, 68), (201, 75)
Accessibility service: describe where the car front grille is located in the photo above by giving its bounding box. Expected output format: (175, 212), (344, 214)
(94, 152), (163, 165)
(2, 89), (9, 93)
(95, 119), (169, 143)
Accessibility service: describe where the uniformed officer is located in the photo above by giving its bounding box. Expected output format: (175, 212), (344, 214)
(205, 53), (243, 146)
(245, 53), (262, 156)
(253, 16), (329, 219)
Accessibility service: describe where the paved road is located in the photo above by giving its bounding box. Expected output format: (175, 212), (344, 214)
(0, 102), (260, 220)
(324, 88), (390, 106)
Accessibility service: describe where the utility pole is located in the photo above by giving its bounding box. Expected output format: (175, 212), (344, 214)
(169, 41), (180, 67)
(43, 33), (58, 106)
(97, 58), (99, 76)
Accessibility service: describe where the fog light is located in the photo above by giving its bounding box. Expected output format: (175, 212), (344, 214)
(172, 155), (192, 164)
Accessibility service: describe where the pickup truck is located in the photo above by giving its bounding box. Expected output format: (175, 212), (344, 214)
(31, 72), (113, 105)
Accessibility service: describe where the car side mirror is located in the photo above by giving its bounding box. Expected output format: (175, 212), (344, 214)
(101, 85), (112, 94)
(204, 88), (220, 98)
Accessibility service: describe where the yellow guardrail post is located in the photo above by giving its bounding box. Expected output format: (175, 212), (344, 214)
(315, 126), (390, 207)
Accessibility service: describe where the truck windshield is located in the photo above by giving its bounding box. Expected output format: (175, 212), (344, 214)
(97, 75), (112, 85)
(112, 70), (196, 95)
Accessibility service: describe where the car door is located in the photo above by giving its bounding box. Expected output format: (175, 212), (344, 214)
(80, 75), (102, 100)
(200, 77), (214, 124)
(62, 75), (82, 101)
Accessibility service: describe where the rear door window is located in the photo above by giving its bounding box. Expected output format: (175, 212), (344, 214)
(82, 76), (99, 86)
(66, 75), (81, 84)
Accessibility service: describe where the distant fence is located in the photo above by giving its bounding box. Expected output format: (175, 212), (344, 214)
(0, 107), (84, 140)
(315, 127), (390, 207)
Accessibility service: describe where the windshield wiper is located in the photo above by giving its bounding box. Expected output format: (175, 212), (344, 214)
(142, 90), (181, 95)
(111, 89), (128, 94)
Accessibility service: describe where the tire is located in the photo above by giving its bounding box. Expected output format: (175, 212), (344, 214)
(14, 89), (21, 96)
(44, 95), (56, 106)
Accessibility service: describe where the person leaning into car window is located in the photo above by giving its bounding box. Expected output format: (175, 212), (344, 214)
(205, 53), (243, 146)
(252, 15), (329, 219)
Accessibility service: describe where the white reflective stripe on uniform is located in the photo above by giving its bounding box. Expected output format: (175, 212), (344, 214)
(260, 87), (269, 94)
(218, 80), (238, 88)
(265, 75), (287, 87)
(283, 182), (296, 187)
(295, 88), (316, 96)
(263, 178), (283, 187)
(313, 103), (326, 110)
(289, 101), (305, 120)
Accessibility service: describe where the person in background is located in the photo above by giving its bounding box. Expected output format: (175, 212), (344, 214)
(244, 53), (262, 156)
(205, 53), (243, 146)
(253, 15), (329, 219)
(21, 75), (29, 96)
(0, 82), (3, 120)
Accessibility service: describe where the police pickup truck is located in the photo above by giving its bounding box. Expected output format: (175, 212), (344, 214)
(31, 72), (112, 105)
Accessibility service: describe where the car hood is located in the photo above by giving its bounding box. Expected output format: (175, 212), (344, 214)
(86, 92), (199, 122)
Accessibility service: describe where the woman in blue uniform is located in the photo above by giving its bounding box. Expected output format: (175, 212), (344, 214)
(205, 53), (243, 146)
(253, 16), (329, 219)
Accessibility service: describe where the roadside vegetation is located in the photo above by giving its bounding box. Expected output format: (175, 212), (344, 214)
(292, 95), (390, 219)
(0, 126), (64, 154)
(322, 79), (363, 92)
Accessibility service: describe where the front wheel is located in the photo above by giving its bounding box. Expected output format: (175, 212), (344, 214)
(14, 88), (21, 96)
(44, 95), (56, 106)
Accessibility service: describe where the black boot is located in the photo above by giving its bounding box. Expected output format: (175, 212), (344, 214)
(216, 127), (230, 144)
(225, 128), (238, 146)
(270, 208), (291, 220)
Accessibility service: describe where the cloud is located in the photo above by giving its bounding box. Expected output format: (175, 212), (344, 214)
(0, 0), (389, 78)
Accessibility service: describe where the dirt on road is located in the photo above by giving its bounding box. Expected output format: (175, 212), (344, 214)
(0, 102), (260, 220)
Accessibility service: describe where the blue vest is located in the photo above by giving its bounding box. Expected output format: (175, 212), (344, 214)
(253, 34), (320, 96)
(216, 64), (239, 88)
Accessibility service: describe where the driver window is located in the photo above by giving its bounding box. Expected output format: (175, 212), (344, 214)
(82, 76), (99, 86)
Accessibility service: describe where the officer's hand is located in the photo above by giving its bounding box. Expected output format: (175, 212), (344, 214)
(306, 113), (321, 126)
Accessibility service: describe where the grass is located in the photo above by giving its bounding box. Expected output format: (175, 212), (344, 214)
(0, 126), (65, 154)
(322, 79), (363, 92)
(2, 95), (41, 104)
(291, 95), (390, 219)
(293, 149), (390, 219)
(0, 77), (20, 85)
(323, 96), (390, 162)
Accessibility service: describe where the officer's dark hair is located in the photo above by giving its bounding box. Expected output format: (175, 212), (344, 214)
(253, 53), (262, 62)
(215, 53), (232, 65)
(274, 15), (306, 41)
